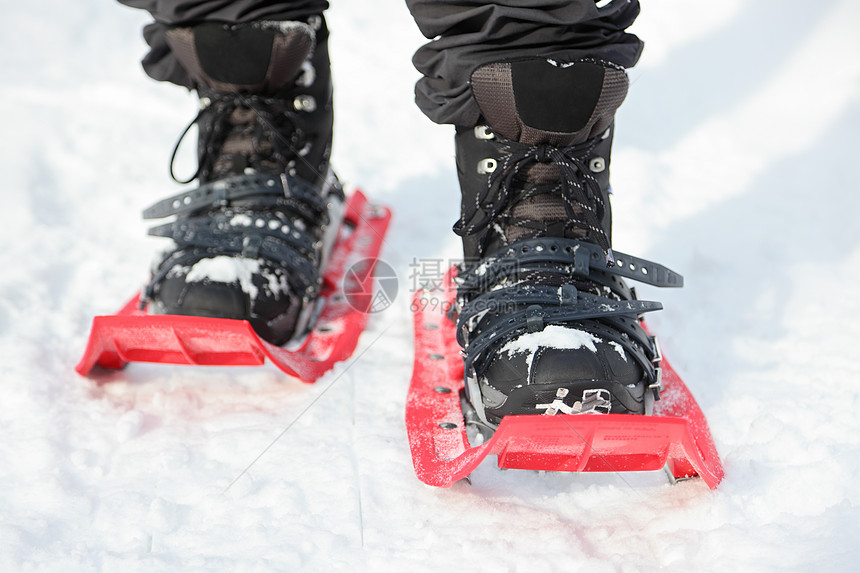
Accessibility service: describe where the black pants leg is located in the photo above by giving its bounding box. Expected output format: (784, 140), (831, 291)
(405, 0), (643, 126)
(120, 0), (642, 127)
(117, 0), (329, 88)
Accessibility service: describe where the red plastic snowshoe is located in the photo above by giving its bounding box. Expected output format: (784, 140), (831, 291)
(406, 271), (724, 488)
(76, 191), (391, 382)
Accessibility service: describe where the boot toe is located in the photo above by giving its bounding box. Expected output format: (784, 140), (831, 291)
(150, 256), (300, 345)
(152, 275), (250, 319)
(481, 326), (648, 418)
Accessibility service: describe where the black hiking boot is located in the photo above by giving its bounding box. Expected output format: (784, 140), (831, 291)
(142, 18), (344, 345)
(453, 58), (683, 428)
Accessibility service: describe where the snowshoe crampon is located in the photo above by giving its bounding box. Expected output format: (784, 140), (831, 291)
(405, 270), (724, 488)
(76, 191), (391, 382)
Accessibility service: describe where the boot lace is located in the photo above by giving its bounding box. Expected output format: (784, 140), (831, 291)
(169, 92), (307, 184)
(453, 136), (613, 263)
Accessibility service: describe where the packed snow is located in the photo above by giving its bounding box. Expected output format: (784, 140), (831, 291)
(2, 0), (859, 570)
(501, 325), (604, 377)
(186, 256), (262, 300)
(502, 325), (601, 357)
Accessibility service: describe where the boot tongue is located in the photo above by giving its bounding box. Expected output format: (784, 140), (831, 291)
(165, 21), (315, 94)
(470, 58), (628, 146)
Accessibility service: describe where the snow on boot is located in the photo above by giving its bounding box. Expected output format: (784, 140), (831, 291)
(141, 18), (344, 346)
(453, 58), (683, 428)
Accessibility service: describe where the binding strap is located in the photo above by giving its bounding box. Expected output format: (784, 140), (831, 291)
(143, 172), (329, 221)
(459, 292), (662, 380)
(456, 236), (684, 388)
(457, 237), (683, 295)
(141, 172), (331, 305)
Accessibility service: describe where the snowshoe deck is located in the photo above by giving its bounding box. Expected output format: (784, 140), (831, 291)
(76, 191), (391, 382)
(406, 274), (724, 488)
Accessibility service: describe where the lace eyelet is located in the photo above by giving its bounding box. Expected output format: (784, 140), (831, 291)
(589, 157), (606, 173)
(474, 125), (495, 140)
(293, 95), (317, 112)
(477, 158), (497, 174)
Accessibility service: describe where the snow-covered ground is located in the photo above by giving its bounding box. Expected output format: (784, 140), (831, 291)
(2, 0), (859, 570)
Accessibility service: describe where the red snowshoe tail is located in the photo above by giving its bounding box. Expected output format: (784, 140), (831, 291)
(76, 191), (391, 383)
(406, 273), (724, 488)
